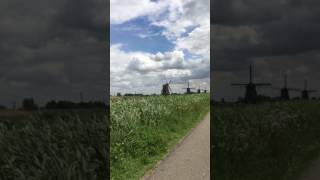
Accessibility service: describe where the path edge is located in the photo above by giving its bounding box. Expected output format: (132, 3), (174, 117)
(140, 112), (210, 180)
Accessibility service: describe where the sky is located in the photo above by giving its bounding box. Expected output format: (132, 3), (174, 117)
(2, 0), (317, 106)
(0, 0), (107, 107)
(211, 0), (320, 101)
(110, 0), (210, 95)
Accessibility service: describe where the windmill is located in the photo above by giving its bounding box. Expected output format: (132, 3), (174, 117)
(273, 73), (298, 100)
(161, 80), (173, 95)
(231, 64), (271, 103)
(281, 73), (289, 100)
(182, 81), (195, 94)
(197, 85), (207, 93)
(300, 79), (317, 99)
(202, 87), (208, 93)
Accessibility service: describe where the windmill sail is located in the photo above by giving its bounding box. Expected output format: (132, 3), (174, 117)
(231, 64), (271, 102)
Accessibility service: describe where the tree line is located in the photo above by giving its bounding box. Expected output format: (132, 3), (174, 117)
(0, 98), (106, 111)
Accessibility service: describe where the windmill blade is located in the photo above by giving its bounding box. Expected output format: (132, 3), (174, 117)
(255, 83), (272, 86)
(169, 85), (172, 93)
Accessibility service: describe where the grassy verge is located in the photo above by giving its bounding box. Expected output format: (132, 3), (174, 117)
(110, 94), (210, 180)
(212, 100), (320, 180)
(0, 109), (108, 179)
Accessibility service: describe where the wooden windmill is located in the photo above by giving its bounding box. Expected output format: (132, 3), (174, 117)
(197, 85), (207, 93)
(161, 80), (172, 95)
(300, 79), (317, 99)
(273, 73), (298, 100)
(182, 81), (195, 94)
(231, 64), (271, 103)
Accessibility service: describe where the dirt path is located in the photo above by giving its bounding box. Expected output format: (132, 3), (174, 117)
(300, 159), (320, 180)
(142, 113), (210, 180)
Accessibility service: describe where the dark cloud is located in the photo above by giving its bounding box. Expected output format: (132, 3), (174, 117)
(0, 0), (107, 107)
(212, 0), (320, 101)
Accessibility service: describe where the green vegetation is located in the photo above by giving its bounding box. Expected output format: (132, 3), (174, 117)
(110, 94), (210, 180)
(212, 100), (320, 180)
(0, 109), (108, 179)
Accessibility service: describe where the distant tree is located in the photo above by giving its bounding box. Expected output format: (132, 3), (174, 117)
(117, 92), (122, 97)
(292, 97), (300, 100)
(237, 97), (244, 103)
(22, 98), (38, 111)
(44, 100), (106, 109)
(45, 100), (58, 109)
(256, 95), (273, 102)
(0, 104), (6, 110)
(56, 101), (77, 109)
(221, 98), (225, 103)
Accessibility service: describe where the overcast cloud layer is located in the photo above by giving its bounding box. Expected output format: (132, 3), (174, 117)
(110, 0), (210, 95)
(212, 0), (320, 101)
(0, 0), (107, 107)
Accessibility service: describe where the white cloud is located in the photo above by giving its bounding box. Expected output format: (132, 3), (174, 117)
(151, 0), (210, 40)
(110, 44), (209, 94)
(176, 23), (210, 59)
(111, 0), (210, 40)
(110, 0), (169, 24)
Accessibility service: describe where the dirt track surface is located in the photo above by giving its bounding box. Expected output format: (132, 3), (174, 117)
(142, 113), (210, 180)
(300, 159), (320, 180)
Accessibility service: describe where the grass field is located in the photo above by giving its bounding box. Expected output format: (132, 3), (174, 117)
(0, 109), (108, 179)
(110, 94), (210, 180)
(212, 100), (320, 180)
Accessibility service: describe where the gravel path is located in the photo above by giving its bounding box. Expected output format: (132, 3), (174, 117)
(142, 113), (210, 180)
(300, 158), (320, 180)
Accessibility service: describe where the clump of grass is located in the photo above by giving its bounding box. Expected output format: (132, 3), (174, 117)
(110, 94), (210, 180)
(212, 100), (320, 180)
(0, 109), (108, 179)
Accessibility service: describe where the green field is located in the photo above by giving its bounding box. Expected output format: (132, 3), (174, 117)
(212, 100), (320, 180)
(0, 109), (108, 179)
(110, 94), (210, 180)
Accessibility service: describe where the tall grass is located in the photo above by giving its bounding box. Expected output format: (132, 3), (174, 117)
(212, 100), (320, 180)
(110, 94), (210, 180)
(0, 109), (108, 180)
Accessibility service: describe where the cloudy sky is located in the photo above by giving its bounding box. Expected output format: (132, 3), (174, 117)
(212, 0), (320, 101)
(110, 0), (210, 95)
(0, 0), (107, 107)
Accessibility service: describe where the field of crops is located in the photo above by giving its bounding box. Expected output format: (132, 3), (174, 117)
(212, 100), (320, 180)
(110, 94), (210, 180)
(0, 109), (108, 179)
